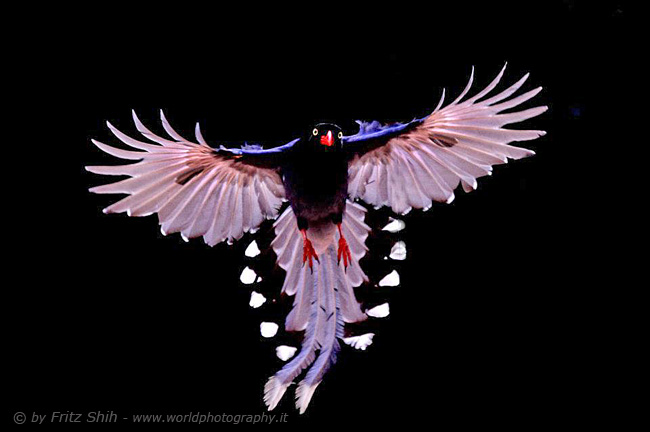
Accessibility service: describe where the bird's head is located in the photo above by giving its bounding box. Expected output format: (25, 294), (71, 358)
(308, 123), (343, 152)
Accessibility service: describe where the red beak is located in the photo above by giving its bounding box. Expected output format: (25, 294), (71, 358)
(320, 130), (334, 147)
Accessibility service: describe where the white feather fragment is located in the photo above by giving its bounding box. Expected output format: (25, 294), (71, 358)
(245, 240), (261, 257)
(343, 333), (375, 350)
(249, 291), (266, 308)
(378, 270), (400, 287)
(382, 217), (406, 233)
(260, 322), (279, 338)
(367, 303), (390, 318)
(275, 345), (297, 361)
(389, 241), (407, 260)
(240, 266), (257, 284)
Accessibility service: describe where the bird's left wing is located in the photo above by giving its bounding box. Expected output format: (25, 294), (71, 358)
(344, 64), (547, 214)
(87, 110), (298, 245)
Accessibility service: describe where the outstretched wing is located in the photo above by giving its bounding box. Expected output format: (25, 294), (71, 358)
(87, 110), (298, 245)
(344, 64), (547, 215)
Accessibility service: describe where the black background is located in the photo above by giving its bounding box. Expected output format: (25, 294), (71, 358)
(7, 1), (632, 428)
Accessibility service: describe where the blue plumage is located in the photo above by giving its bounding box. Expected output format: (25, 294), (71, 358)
(217, 137), (301, 155)
(342, 118), (425, 144)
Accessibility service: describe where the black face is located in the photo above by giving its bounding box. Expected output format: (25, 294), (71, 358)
(308, 123), (343, 152)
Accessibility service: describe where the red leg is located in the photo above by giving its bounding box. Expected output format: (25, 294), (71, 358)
(301, 229), (319, 272)
(337, 223), (352, 269)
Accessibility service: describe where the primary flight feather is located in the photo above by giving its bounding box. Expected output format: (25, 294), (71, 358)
(87, 64), (546, 413)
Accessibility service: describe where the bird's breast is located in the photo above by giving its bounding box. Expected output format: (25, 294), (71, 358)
(281, 153), (349, 222)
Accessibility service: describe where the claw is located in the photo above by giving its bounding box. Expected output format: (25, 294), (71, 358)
(301, 230), (319, 273)
(336, 224), (352, 270)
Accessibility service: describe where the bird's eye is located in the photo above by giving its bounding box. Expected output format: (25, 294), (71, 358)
(312, 128), (319, 136)
(337, 131), (343, 139)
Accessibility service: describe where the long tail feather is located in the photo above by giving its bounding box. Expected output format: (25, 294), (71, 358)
(264, 202), (370, 413)
(296, 247), (345, 413)
(264, 265), (320, 410)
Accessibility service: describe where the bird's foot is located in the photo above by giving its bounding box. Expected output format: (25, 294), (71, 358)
(301, 230), (319, 272)
(337, 224), (352, 270)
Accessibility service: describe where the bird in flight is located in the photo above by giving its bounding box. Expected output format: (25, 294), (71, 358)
(87, 64), (546, 413)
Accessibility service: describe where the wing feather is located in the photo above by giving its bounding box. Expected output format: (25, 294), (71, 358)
(346, 65), (546, 213)
(88, 112), (286, 245)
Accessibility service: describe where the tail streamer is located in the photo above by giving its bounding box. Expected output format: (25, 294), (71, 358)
(264, 201), (370, 412)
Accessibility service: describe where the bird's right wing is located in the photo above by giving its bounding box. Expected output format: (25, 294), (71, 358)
(87, 111), (297, 245)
